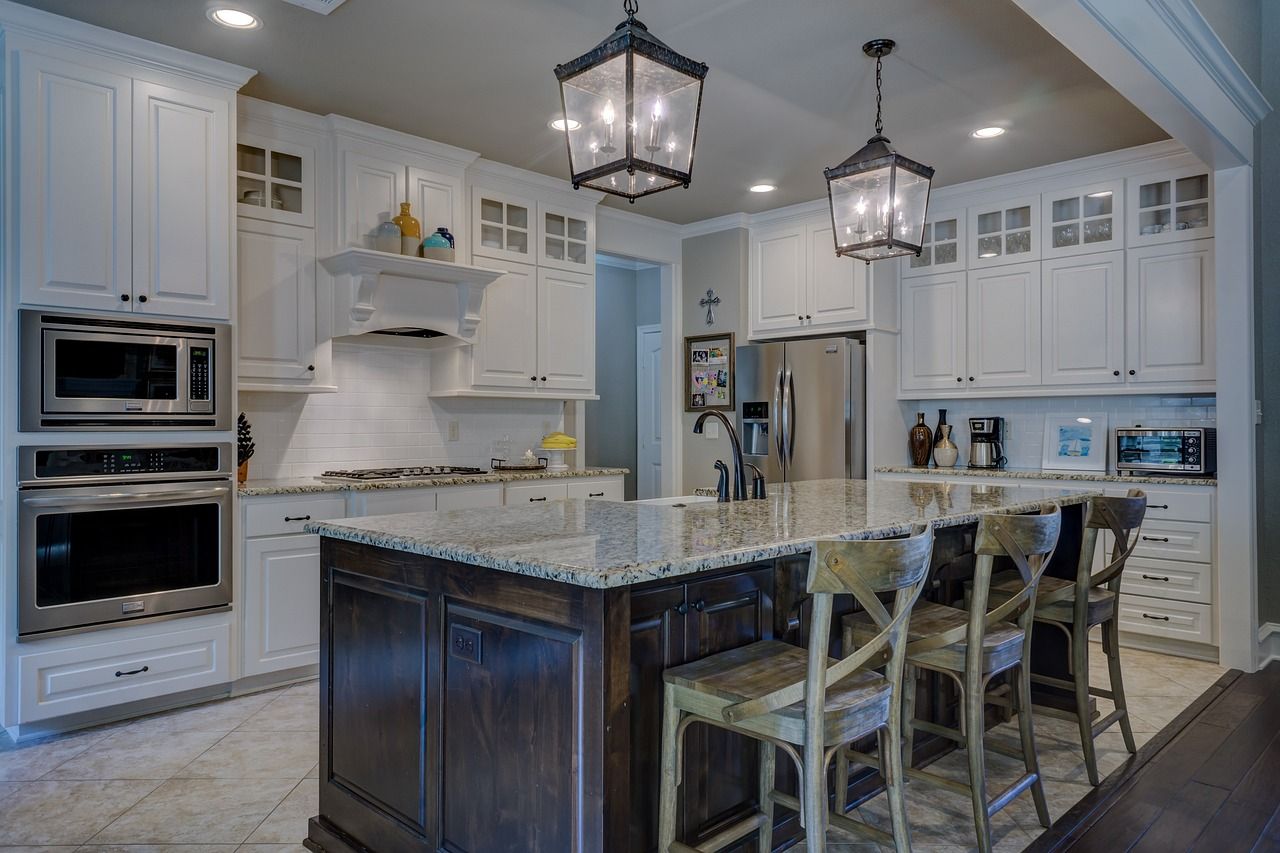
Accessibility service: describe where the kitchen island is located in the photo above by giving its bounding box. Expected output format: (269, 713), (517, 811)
(303, 479), (1096, 853)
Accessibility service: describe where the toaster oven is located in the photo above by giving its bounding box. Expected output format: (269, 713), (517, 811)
(1115, 428), (1216, 477)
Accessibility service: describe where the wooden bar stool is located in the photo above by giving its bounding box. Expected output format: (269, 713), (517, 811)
(986, 490), (1147, 785)
(657, 525), (935, 853)
(841, 504), (1061, 853)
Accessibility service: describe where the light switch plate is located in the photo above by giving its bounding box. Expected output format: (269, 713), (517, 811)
(705, 420), (720, 439)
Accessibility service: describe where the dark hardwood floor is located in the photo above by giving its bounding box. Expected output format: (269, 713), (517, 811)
(1028, 662), (1280, 853)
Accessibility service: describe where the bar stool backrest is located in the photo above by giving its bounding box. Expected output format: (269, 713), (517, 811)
(721, 524), (935, 733)
(1080, 490), (1148, 592)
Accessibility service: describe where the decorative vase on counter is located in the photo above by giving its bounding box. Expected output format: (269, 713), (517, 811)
(374, 220), (402, 254)
(934, 408), (948, 449)
(933, 424), (959, 468)
(420, 227), (455, 262)
(908, 412), (933, 467)
(392, 202), (421, 256)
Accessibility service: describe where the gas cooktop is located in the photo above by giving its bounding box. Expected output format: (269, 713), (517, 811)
(318, 465), (486, 482)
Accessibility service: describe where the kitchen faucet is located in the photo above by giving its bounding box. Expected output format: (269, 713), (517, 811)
(693, 410), (747, 501)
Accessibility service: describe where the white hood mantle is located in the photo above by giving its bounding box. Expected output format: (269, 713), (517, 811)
(321, 248), (505, 341)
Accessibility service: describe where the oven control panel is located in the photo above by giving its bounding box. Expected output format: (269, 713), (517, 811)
(188, 343), (213, 411)
(31, 446), (224, 481)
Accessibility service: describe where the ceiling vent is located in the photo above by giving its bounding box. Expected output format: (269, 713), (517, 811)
(277, 0), (349, 15)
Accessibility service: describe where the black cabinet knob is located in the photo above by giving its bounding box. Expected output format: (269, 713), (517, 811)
(797, 315), (803, 321)
(1113, 370), (1121, 376)
(956, 377), (963, 382)
(120, 293), (131, 302)
(968, 376), (975, 382)
(674, 601), (689, 615)
(137, 294), (148, 303)
(805, 314), (812, 320)
(1129, 369), (1136, 376)
(540, 376), (547, 382)
(307, 365), (315, 372)
(530, 375), (538, 382)
(693, 599), (706, 612)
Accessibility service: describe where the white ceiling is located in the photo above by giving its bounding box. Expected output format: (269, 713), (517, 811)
(12, 0), (1168, 224)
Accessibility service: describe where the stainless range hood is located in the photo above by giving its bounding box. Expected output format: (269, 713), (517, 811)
(321, 248), (506, 342)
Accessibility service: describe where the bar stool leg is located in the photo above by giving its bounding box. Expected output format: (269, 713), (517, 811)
(1015, 667), (1051, 827)
(658, 685), (682, 852)
(758, 740), (776, 851)
(882, 713), (911, 852)
(802, 734), (828, 852)
(962, 677), (994, 853)
(901, 664), (919, 773)
(833, 743), (850, 815)
(1105, 616), (1138, 754)
(1071, 627), (1101, 786)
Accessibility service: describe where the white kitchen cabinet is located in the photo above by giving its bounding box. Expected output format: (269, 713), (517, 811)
(902, 209), (965, 277)
(538, 202), (595, 273)
(15, 51), (133, 312)
(1041, 181), (1124, 258)
(472, 186), (535, 265)
(473, 259), (541, 390)
(131, 81), (231, 320)
(1125, 239), (1215, 384)
(750, 224), (806, 335)
(1127, 167), (1212, 247)
(966, 262), (1041, 388)
(806, 223), (868, 328)
(436, 484), (503, 510)
(967, 196), (1040, 268)
(1041, 251), (1125, 386)
(748, 218), (868, 338)
(537, 268), (596, 392)
(409, 166), (464, 257)
(503, 481), (570, 505)
(242, 535), (322, 677)
(236, 133), (313, 228)
(899, 272), (968, 392)
(237, 219), (321, 388)
(565, 478), (624, 501)
(341, 150), (402, 249)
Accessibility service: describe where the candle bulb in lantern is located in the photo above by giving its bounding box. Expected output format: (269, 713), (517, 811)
(600, 99), (617, 153)
(647, 98), (664, 153)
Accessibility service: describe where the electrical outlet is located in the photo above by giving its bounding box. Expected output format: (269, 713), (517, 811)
(449, 623), (482, 664)
(447, 421), (460, 442)
(705, 420), (720, 439)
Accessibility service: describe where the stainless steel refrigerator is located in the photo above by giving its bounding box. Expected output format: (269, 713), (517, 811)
(736, 336), (866, 483)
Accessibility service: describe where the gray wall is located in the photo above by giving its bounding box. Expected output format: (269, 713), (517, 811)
(1255, 3), (1279, 622)
(1194, 0), (1261, 85)
(680, 229), (748, 491)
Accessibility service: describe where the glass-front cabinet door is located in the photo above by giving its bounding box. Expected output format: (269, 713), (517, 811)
(236, 133), (313, 228)
(471, 186), (535, 265)
(537, 203), (595, 273)
(1041, 181), (1124, 258)
(967, 196), (1040, 268)
(1126, 168), (1212, 247)
(902, 209), (965, 277)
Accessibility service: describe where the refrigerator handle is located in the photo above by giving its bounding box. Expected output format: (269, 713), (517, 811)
(784, 367), (796, 461)
(773, 366), (785, 466)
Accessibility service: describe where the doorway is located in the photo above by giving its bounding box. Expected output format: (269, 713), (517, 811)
(636, 324), (663, 499)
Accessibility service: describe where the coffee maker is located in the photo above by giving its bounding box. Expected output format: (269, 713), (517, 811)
(968, 417), (1007, 469)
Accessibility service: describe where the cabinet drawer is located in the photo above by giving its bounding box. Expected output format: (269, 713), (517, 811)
(1117, 594), (1213, 645)
(1131, 520), (1211, 563)
(436, 484), (502, 511)
(355, 488), (437, 517)
(1121, 557), (1212, 605)
(503, 482), (569, 505)
(19, 621), (230, 722)
(566, 479), (623, 501)
(1134, 488), (1214, 523)
(244, 495), (346, 538)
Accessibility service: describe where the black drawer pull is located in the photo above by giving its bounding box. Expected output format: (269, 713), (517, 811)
(1147, 504), (1169, 510)
(1141, 613), (1171, 622)
(1141, 574), (1171, 582)
(1142, 536), (1170, 542)
(529, 496), (547, 502)
(693, 599), (706, 612)
(588, 492), (605, 497)
(115, 666), (150, 677)
(284, 515), (312, 522)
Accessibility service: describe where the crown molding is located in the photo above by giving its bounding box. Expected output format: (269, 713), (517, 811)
(468, 158), (604, 207)
(595, 253), (659, 271)
(326, 114), (480, 172)
(0, 0), (255, 90)
(238, 95), (330, 134)
(679, 212), (750, 239)
(595, 204), (683, 235)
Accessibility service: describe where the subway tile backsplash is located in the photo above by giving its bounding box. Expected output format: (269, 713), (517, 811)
(895, 395), (1216, 471)
(239, 341), (564, 480)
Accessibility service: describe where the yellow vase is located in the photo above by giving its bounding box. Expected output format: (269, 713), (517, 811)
(392, 202), (421, 256)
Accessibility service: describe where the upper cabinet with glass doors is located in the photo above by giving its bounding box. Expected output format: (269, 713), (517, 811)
(966, 196), (1040, 268)
(472, 186), (534, 265)
(237, 133), (314, 228)
(901, 209), (966, 277)
(1126, 168), (1212, 247)
(538, 203), (595, 273)
(1040, 180), (1124, 258)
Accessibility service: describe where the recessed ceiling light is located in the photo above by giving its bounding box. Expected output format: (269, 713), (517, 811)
(971, 126), (1006, 139)
(549, 117), (581, 132)
(749, 184), (776, 193)
(208, 7), (261, 28)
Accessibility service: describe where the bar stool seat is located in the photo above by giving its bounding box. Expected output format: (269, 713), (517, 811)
(665, 640), (893, 753)
(847, 601), (1024, 675)
(989, 575), (1116, 625)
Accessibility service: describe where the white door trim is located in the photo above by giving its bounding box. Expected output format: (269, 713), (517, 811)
(636, 324), (663, 501)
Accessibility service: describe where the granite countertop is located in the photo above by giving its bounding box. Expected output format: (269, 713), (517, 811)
(874, 465), (1217, 488)
(306, 478), (1097, 590)
(238, 467), (630, 497)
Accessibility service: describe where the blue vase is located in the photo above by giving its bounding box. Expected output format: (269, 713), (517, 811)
(434, 226), (455, 249)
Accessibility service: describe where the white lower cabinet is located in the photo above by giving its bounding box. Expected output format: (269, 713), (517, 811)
(566, 478), (625, 501)
(437, 484), (503, 510)
(1116, 594), (1213, 645)
(503, 477), (624, 505)
(242, 536), (323, 677)
(18, 620), (231, 723)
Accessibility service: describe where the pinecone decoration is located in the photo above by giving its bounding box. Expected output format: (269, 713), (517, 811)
(237, 413), (256, 466)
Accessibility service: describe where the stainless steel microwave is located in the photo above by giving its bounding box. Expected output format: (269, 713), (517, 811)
(1116, 427), (1217, 477)
(20, 310), (231, 430)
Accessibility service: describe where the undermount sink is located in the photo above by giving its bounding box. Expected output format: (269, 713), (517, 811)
(632, 494), (721, 507)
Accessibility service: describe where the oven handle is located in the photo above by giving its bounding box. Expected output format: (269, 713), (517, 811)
(22, 486), (230, 508)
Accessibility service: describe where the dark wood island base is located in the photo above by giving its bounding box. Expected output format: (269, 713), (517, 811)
(305, 500), (1086, 853)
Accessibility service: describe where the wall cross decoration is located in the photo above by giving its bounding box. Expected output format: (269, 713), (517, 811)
(699, 289), (721, 326)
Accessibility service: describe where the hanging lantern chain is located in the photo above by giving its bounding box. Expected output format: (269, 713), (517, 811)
(874, 52), (884, 136)
(624, 0), (638, 21)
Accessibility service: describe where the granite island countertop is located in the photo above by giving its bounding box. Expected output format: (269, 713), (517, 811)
(306, 478), (1098, 589)
(874, 465), (1217, 487)
(238, 466), (630, 497)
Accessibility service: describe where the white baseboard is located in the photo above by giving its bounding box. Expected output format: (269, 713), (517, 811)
(1259, 622), (1280, 668)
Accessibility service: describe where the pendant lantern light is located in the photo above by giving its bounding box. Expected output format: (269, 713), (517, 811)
(824, 39), (934, 262)
(554, 0), (708, 202)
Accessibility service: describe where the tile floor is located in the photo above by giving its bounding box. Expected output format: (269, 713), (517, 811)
(0, 647), (1223, 853)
